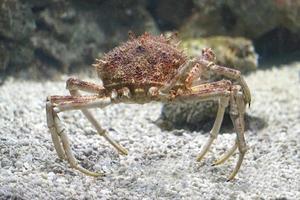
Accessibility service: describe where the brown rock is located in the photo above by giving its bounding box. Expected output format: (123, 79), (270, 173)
(182, 0), (300, 39)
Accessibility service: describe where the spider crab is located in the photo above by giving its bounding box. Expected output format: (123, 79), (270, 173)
(46, 32), (251, 181)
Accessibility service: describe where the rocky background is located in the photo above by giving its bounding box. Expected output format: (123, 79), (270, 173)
(0, 0), (300, 82)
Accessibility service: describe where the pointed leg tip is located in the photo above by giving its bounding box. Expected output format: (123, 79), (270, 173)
(226, 173), (238, 182)
(226, 174), (237, 182)
(86, 171), (104, 177)
(95, 172), (105, 177)
(211, 160), (224, 166)
(119, 148), (128, 156)
(196, 155), (204, 162)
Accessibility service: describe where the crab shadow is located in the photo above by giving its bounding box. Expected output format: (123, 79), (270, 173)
(155, 111), (267, 134)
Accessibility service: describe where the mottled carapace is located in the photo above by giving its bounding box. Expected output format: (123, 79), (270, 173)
(94, 33), (187, 90)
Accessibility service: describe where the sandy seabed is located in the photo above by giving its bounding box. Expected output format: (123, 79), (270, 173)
(0, 62), (300, 200)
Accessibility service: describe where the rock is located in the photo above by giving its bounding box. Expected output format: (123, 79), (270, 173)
(0, 0), (35, 41)
(0, 0), (35, 79)
(182, 0), (300, 39)
(0, 0), (158, 79)
(180, 1), (233, 38)
(146, 0), (194, 30)
(0, 44), (9, 73)
(279, 1), (300, 33)
(98, 0), (159, 48)
(158, 100), (218, 131)
(0, 41), (35, 82)
(181, 36), (258, 74)
(30, 1), (106, 73)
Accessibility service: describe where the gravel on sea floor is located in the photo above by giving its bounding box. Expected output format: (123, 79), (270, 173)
(0, 62), (300, 199)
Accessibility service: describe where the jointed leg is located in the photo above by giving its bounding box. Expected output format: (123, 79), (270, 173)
(47, 78), (130, 176)
(66, 77), (106, 95)
(68, 90), (128, 155)
(197, 49), (251, 106)
(66, 78), (128, 155)
(179, 81), (248, 180)
(46, 95), (111, 176)
(203, 60), (250, 105)
(227, 87), (248, 181)
(46, 102), (66, 160)
(212, 139), (237, 166)
(176, 81), (232, 162)
(159, 59), (197, 94)
(196, 96), (229, 161)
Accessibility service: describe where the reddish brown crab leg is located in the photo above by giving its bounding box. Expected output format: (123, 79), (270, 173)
(46, 101), (66, 160)
(69, 90), (128, 156)
(66, 77), (106, 95)
(66, 78), (128, 156)
(47, 93), (129, 177)
(159, 59), (197, 94)
(174, 81), (247, 180)
(46, 96), (104, 176)
(197, 58), (251, 106)
(53, 97), (111, 112)
(227, 89), (248, 181)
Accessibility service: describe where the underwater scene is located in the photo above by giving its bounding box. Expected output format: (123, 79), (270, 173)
(0, 0), (299, 199)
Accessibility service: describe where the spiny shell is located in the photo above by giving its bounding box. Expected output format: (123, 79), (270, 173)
(93, 33), (187, 88)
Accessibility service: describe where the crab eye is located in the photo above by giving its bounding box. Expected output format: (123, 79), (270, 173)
(136, 45), (145, 53)
(201, 48), (216, 61)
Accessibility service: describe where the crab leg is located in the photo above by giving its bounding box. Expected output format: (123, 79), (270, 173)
(227, 87), (248, 181)
(198, 58), (251, 106)
(46, 95), (110, 176)
(66, 78), (128, 155)
(66, 78), (106, 95)
(69, 90), (128, 155)
(174, 81), (247, 180)
(46, 101), (66, 160)
(196, 96), (229, 161)
(159, 58), (197, 94)
(175, 81), (231, 163)
(212, 140), (238, 166)
(54, 97), (111, 112)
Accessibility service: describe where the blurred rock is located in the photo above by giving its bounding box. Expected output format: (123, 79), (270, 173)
(0, 0), (35, 41)
(30, 1), (106, 73)
(98, 0), (159, 48)
(280, 1), (300, 33)
(182, 0), (300, 39)
(0, 0), (158, 79)
(181, 36), (258, 74)
(0, 0), (35, 81)
(146, 0), (194, 30)
(0, 44), (9, 73)
(158, 100), (218, 131)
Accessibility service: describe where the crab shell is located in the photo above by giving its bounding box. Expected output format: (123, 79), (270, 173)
(93, 33), (188, 91)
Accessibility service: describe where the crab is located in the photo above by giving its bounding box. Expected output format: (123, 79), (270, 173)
(46, 32), (251, 181)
